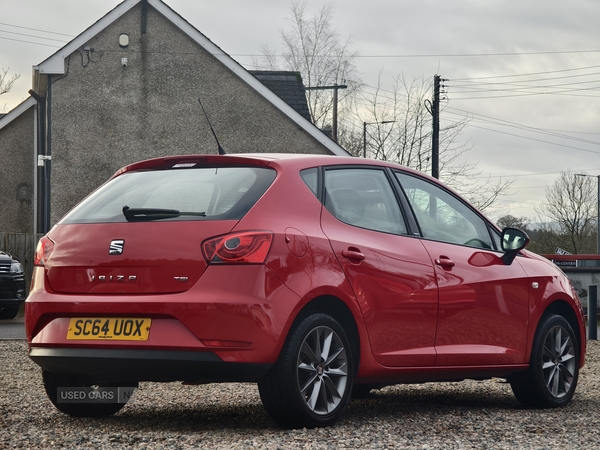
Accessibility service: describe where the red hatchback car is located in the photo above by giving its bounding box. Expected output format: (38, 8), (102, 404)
(26, 153), (585, 428)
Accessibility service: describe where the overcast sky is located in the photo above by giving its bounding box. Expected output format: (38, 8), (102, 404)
(2, 0), (600, 222)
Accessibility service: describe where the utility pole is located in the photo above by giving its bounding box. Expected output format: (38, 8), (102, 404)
(305, 84), (347, 143)
(332, 86), (340, 142)
(431, 75), (441, 179)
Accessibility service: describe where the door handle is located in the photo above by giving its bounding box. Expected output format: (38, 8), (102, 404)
(435, 257), (455, 267)
(342, 249), (365, 261)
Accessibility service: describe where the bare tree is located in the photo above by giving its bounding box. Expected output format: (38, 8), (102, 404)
(536, 170), (597, 254)
(359, 73), (430, 167)
(0, 68), (20, 112)
(358, 74), (513, 211)
(336, 121), (363, 156)
(257, 3), (511, 211)
(254, 2), (361, 132)
(0, 68), (20, 96)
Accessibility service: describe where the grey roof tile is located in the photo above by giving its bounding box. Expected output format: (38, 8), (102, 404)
(249, 71), (312, 123)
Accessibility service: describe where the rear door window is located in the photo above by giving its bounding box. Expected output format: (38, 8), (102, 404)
(323, 168), (407, 235)
(60, 167), (276, 224)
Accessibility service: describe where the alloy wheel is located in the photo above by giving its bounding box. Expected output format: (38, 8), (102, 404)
(296, 325), (348, 415)
(542, 325), (576, 399)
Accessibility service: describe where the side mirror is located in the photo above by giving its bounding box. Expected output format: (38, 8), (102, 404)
(501, 227), (530, 265)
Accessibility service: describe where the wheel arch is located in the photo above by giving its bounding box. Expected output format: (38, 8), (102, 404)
(293, 295), (361, 376)
(541, 300), (584, 362)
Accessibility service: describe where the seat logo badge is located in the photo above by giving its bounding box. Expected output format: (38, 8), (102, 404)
(109, 239), (125, 255)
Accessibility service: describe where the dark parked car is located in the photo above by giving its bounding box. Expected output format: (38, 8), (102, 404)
(25, 154), (586, 428)
(0, 251), (26, 320)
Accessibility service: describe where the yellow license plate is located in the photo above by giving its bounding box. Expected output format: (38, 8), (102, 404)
(67, 318), (151, 341)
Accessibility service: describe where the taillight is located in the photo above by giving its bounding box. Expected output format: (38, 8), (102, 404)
(202, 231), (273, 264)
(33, 236), (55, 267)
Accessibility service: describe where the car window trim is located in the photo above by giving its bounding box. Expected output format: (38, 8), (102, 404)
(384, 167), (422, 237)
(393, 170), (502, 252)
(317, 164), (412, 236)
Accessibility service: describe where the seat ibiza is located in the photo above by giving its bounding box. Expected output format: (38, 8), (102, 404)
(26, 153), (585, 428)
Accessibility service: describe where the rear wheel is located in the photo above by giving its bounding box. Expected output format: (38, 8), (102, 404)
(258, 313), (354, 428)
(510, 314), (579, 408)
(42, 370), (136, 417)
(0, 306), (19, 320)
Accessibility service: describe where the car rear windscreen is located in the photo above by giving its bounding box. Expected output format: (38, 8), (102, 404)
(59, 166), (277, 224)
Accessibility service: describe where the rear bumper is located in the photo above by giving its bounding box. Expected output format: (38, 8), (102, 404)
(26, 264), (303, 368)
(29, 347), (271, 383)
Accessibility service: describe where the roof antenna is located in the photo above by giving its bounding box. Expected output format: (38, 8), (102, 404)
(198, 98), (226, 155)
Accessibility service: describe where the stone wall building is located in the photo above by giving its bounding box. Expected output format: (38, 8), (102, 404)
(0, 0), (348, 235)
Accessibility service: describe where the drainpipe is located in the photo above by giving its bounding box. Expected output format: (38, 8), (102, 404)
(44, 75), (52, 232)
(32, 103), (38, 235)
(28, 89), (46, 235)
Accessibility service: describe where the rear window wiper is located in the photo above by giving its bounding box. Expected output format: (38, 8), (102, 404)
(122, 206), (206, 222)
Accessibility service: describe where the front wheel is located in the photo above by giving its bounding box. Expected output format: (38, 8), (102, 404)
(43, 370), (136, 417)
(510, 314), (579, 408)
(258, 313), (354, 429)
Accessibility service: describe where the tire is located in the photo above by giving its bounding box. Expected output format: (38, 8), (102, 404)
(258, 313), (354, 429)
(0, 306), (20, 320)
(42, 370), (135, 417)
(510, 314), (579, 408)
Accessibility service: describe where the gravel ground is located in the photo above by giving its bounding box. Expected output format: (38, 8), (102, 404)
(1, 340), (599, 449)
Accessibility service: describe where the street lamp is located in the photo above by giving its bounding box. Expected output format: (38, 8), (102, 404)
(363, 120), (395, 158)
(575, 173), (600, 254)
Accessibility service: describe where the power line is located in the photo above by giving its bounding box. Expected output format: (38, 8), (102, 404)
(0, 29), (70, 43)
(473, 168), (600, 179)
(449, 75), (600, 89)
(447, 75), (600, 95)
(452, 64), (600, 81)
(0, 36), (61, 48)
(449, 90), (600, 99)
(464, 123), (600, 155)
(443, 107), (600, 146)
(231, 49), (600, 58)
(0, 22), (75, 37)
